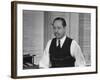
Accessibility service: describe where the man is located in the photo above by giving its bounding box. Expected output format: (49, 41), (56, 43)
(39, 17), (86, 68)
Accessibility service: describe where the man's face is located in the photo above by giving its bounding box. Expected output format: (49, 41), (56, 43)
(53, 20), (66, 39)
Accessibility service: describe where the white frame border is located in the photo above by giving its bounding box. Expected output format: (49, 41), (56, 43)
(15, 2), (97, 77)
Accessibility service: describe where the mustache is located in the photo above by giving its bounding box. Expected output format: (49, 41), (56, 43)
(54, 32), (60, 35)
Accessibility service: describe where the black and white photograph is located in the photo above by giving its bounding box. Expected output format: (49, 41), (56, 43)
(11, 1), (97, 78)
(23, 10), (90, 69)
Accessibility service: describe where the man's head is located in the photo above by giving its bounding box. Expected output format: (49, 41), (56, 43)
(52, 17), (67, 39)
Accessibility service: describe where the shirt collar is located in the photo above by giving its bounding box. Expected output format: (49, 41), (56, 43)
(56, 35), (67, 47)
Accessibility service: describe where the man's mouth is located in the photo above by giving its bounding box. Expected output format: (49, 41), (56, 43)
(55, 33), (60, 36)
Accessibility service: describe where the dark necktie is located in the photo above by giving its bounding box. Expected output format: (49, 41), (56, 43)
(58, 40), (61, 48)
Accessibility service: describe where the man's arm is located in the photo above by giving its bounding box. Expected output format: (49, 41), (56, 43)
(71, 40), (86, 67)
(39, 40), (52, 68)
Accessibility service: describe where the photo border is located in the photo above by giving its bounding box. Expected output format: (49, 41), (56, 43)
(11, 1), (98, 79)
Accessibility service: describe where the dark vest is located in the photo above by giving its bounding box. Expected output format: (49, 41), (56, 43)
(49, 37), (75, 68)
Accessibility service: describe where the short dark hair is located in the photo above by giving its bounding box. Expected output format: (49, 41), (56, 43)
(52, 17), (67, 27)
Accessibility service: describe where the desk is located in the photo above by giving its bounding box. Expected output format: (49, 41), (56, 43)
(23, 54), (39, 69)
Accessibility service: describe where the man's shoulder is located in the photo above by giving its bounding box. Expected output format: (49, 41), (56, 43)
(67, 37), (73, 41)
(71, 39), (80, 48)
(66, 37), (79, 46)
(47, 39), (53, 45)
(65, 37), (73, 44)
(47, 38), (57, 46)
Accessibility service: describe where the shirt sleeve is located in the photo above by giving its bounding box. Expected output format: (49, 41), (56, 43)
(39, 40), (52, 68)
(70, 40), (86, 67)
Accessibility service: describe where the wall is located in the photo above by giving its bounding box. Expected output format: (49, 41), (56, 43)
(79, 13), (91, 65)
(23, 10), (44, 64)
(0, 0), (99, 80)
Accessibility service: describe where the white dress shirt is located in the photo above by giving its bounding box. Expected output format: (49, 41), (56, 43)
(39, 35), (86, 68)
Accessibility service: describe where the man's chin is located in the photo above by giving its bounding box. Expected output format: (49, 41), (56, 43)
(56, 36), (61, 39)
